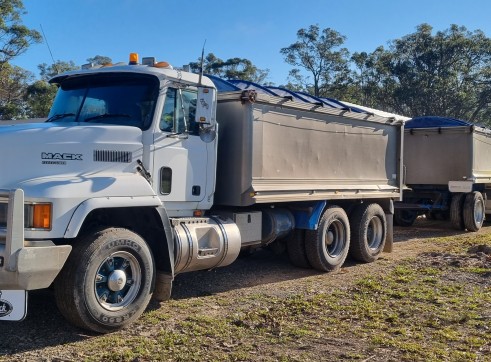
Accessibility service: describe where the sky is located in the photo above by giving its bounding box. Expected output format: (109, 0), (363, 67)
(11, 0), (491, 85)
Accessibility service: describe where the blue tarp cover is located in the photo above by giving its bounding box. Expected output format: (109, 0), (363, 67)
(406, 116), (471, 129)
(208, 76), (367, 113)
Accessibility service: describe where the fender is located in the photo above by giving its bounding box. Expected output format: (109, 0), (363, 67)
(156, 206), (175, 277)
(64, 195), (162, 238)
(16, 173), (158, 239)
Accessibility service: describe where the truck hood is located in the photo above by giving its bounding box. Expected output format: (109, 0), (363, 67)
(0, 122), (145, 189)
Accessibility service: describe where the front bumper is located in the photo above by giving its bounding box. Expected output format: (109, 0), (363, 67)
(0, 189), (71, 290)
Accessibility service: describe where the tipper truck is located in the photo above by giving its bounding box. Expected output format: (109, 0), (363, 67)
(395, 116), (490, 231)
(0, 53), (403, 333)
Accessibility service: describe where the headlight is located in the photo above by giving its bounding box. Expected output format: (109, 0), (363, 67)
(0, 202), (52, 230)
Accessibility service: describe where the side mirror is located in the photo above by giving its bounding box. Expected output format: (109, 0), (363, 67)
(196, 87), (217, 143)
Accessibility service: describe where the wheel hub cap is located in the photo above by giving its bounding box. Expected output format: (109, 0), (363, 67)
(108, 269), (127, 292)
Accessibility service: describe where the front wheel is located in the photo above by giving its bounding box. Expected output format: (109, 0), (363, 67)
(54, 228), (155, 333)
(305, 206), (350, 272)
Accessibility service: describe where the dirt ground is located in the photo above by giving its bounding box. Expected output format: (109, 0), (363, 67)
(1, 218), (490, 361)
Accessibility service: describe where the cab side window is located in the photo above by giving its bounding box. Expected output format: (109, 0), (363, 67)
(160, 88), (198, 135)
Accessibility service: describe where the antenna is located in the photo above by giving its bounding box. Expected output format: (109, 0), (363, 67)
(40, 24), (56, 66)
(198, 39), (206, 86)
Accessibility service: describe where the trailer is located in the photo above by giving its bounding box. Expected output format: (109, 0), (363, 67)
(0, 53), (403, 332)
(395, 116), (490, 231)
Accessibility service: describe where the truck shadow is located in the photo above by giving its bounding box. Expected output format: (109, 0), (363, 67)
(1, 217), (488, 355)
(0, 289), (96, 355)
(393, 217), (473, 242)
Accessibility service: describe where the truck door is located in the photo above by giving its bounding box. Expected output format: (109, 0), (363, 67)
(152, 87), (213, 211)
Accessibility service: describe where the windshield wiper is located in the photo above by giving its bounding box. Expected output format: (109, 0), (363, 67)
(84, 113), (131, 122)
(45, 113), (76, 122)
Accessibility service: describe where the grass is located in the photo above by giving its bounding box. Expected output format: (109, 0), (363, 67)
(2, 231), (491, 362)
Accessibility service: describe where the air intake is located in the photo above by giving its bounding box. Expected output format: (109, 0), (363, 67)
(94, 150), (132, 163)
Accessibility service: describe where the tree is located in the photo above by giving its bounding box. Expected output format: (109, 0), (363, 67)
(21, 60), (79, 118)
(86, 55), (112, 66)
(280, 25), (350, 97)
(349, 47), (397, 111)
(0, 63), (32, 119)
(0, 0), (42, 67)
(189, 53), (270, 83)
(24, 79), (56, 117)
(38, 60), (78, 81)
(379, 24), (491, 123)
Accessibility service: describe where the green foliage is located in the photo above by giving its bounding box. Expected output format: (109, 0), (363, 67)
(189, 52), (269, 83)
(280, 24), (350, 97)
(347, 24), (491, 123)
(86, 55), (112, 66)
(38, 60), (78, 81)
(24, 80), (57, 117)
(0, 0), (41, 66)
(385, 24), (491, 123)
(0, 62), (32, 119)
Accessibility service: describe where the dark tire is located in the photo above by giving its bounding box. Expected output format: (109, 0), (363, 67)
(54, 228), (155, 333)
(394, 209), (417, 227)
(349, 203), (387, 263)
(450, 193), (465, 230)
(463, 191), (485, 232)
(305, 206), (350, 272)
(428, 211), (448, 220)
(286, 229), (310, 268)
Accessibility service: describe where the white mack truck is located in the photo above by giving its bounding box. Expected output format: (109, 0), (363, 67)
(0, 53), (404, 333)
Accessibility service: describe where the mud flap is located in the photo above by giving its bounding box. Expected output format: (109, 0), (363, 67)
(0, 290), (27, 321)
(384, 213), (394, 253)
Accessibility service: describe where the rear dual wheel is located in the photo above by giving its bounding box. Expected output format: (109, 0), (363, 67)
(349, 203), (387, 263)
(286, 229), (310, 268)
(451, 192), (485, 232)
(463, 191), (485, 232)
(305, 206), (350, 272)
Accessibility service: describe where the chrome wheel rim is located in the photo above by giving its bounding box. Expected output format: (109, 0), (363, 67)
(474, 198), (485, 226)
(324, 220), (346, 257)
(94, 251), (141, 311)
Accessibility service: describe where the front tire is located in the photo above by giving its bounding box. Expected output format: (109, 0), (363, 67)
(54, 228), (155, 333)
(305, 206), (350, 272)
(349, 203), (387, 263)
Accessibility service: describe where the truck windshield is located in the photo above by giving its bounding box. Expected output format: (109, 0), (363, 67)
(48, 74), (159, 130)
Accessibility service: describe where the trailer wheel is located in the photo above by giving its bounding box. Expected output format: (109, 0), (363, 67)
(54, 228), (155, 333)
(286, 229), (310, 268)
(450, 193), (466, 230)
(463, 191), (485, 232)
(394, 209), (417, 227)
(305, 206), (350, 272)
(349, 203), (386, 263)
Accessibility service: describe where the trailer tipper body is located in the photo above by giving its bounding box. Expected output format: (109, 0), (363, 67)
(0, 54), (403, 333)
(396, 116), (490, 231)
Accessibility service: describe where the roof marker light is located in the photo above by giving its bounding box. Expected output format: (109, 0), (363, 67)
(129, 53), (139, 65)
(154, 61), (173, 69)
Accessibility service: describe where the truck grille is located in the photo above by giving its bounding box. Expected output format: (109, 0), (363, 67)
(93, 150), (132, 163)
